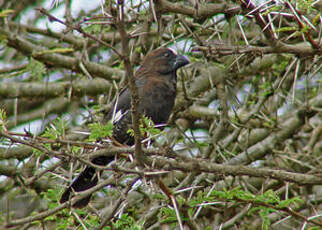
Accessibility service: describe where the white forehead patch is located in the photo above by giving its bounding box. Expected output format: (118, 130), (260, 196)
(167, 47), (177, 55)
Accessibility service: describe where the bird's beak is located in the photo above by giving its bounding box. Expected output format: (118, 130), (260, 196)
(174, 55), (190, 70)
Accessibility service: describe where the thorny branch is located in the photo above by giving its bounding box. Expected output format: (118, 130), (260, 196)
(114, 1), (145, 166)
(1, 0), (322, 228)
(37, 7), (122, 57)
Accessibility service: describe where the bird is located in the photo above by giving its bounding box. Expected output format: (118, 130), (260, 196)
(60, 47), (189, 208)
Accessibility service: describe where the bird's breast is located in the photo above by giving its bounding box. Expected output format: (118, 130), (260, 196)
(140, 80), (176, 124)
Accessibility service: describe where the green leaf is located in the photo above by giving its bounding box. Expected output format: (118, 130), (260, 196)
(158, 207), (177, 224)
(127, 115), (162, 140)
(0, 9), (14, 17)
(88, 121), (113, 141)
(278, 197), (302, 208)
(275, 26), (297, 33)
(83, 24), (103, 34)
(26, 58), (46, 80)
(0, 109), (7, 131)
(312, 14), (320, 25)
(42, 117), (69, 139)
(112, 213), (142, 230)
(41, 188), (60, 210)
(262, 5), (281, 16)
(296, 0), (314, 13)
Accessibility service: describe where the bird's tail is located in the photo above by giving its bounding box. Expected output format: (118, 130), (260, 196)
(60, 156), (114, 208)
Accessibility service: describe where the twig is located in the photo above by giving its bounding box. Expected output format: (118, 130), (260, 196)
(193, 42), (322, 56)
(285, 1), (321, 50)
(238, 0), (278, 44)
(171, 195), (184, 230)
(36, 7), (122, 57)
(5, 177), (114, 227)
(115, 1), (145, 166)
(95, 176), (140, 230)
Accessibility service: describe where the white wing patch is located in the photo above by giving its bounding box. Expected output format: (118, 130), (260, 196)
(112, 110), (128, 124)
(111, 94), (119, 123)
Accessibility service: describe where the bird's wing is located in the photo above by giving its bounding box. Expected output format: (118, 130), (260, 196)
(105, 78), (147, 123)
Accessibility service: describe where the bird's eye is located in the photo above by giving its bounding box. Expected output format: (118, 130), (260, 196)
(163, 52), (169, 57)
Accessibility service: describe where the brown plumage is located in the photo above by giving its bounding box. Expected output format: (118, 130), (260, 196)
(60, 48), (189, 207)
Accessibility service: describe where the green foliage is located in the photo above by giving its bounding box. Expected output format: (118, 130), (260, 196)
(210, 187), (254, 201)
(292, 30), (304, 38)
(154, 194), (186, 226)
(0, 9), (14, 17)
(186, 187), (302, 230)
(250, 206), (275, 230)
(158, 207), (178, 224)
(312, 14), (321, 25)
(112, 214), (143, 230)
(277, 196), (302, 208)
(26, 58), (46, 81)
(259, 81), (273, 97)
(39, 189), (83, 228)
(40, 188), (103, 228)
(35, 117), (68, 155)
(140, 116), (162, 136)
(91, 104), (101, 111)
(187, 55), (202, 64)
(158, 204), (189, 227)
(262, 5), (281, 16)
(83, 24), (104, 34)
(194, 139), (209, 148)
(308, 227), (322, 230)
(88, 121), (113, 141)
(0, 109), (7, 131)
(296, 0), (314, 13)
(55, 217), (71, 230)
(152, 192), (168, 201)
(58, 209), (100, 229)
(134, 46), (142, 54)
(213, 62), (226, 70)
(263, 117), (277, 129)
(84, 212), (100, 228)
(272, 57), (291, 73)
(42, 117), (69, 139)
(127, 115), (162, 139)
(71, 145), (82, 155)
(300, 24), (309, 33)
(40, 188), (59, 210)
(208, 187), (302, 207)
(275, 26), (297, 33)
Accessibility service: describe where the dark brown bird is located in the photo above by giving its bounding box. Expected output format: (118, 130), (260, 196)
(60, 48), (189, 207)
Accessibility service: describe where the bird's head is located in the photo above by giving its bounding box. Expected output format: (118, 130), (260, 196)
(139, 48), (189, 75)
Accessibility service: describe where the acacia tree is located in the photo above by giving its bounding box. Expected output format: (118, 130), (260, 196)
(0, 0), (321, 229)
